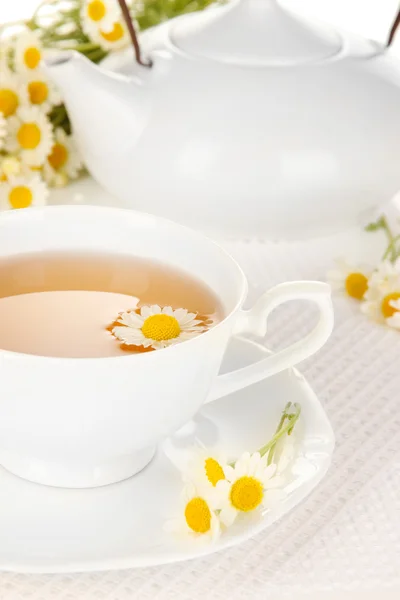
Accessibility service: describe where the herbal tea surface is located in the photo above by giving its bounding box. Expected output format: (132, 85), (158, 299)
(0, 252), (223, 357)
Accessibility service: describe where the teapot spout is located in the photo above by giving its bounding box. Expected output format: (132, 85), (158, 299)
(43, 51), (149, 162)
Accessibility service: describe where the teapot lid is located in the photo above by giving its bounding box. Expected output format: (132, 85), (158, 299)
(170, 0), (342, 66)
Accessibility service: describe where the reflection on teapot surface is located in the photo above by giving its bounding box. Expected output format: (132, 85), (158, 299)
(45, 0), (400, 238)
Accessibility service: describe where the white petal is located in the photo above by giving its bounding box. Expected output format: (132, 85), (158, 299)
(112, 327), (145, 345)
(223, 465), (236, 481)
(209, 512), (221, 541)
(117, 312), (143, 328)
(173, 308), (188, 319)
(219, 505), (238, 527)
(150, 305), (162, 315)
(162, 306), (174, 316)
(386, 314), (400, 330)
(140, 305), (153, 318)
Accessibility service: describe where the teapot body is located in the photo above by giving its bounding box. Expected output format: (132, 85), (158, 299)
(94, 31), (400, 238)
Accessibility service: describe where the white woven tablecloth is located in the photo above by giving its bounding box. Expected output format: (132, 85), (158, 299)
(1, 208), (399, 599)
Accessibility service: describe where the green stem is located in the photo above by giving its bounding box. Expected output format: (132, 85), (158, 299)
(259, 403), (301, 459)
(266, 402), (291, 465)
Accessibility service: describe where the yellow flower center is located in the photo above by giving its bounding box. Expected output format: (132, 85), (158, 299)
(184, 497), (211, 534)
(48, 142), (68, 170)
(230, 476), (264, 512)
(0, 174), (7, 182)
(17, 123), (41, 150)
(100, 22), (124, 42)
(345, 272), (368, 300)
(204, 458), (225, 486)
(381, 292), (400, 319)
(28, 81), (49, 105)
(24, 47), (41, 70)
(8, 186), (33, 209)
(0, 88), (19, 117)
(87, 0), (106, 21)
(141, 314), (180, 341)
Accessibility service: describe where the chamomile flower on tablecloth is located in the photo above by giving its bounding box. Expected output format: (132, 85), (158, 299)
(0, 173), (48, 210)
(81, 0), (120, 36)
(24, 70), (62, 113)
(213, 452), (282, 527)
(14, 30), (44, 73)
(6, 106), (53, 167)
(164, 482), (221, 542)
(361, 260), (400, 328)
(0, 69), (28, 118)
(43, 128), (83, 185)
(112, 305), (206, 350)
(88, 18), (131, 51)
(327, 258), (371, 301)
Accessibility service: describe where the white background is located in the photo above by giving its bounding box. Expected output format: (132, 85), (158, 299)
(1, 1), (400, 599)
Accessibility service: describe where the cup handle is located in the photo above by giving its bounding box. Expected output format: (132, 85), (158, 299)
(206, 281), (333, 404)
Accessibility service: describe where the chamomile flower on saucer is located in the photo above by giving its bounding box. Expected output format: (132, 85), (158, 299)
(24, 70), (62, 112)
(361, 262), (400, 327)
(0, 173), (49, 210)
(6, 106), (53, 167)
(81, 0), (120, 36)
(0, 69), (28, 118)
(89, 18), (130, 51)
(327, 258), (371, 301)
(112, 305), (206, 350)
(14, 30), (44, 73)
(43, 128), (83, 185)
(213, 452), (281, 527)
(164, 483), (221, 542)
(183, 448), (228, 492)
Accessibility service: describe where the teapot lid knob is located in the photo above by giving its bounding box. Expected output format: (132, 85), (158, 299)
(170, 0), (342, 66)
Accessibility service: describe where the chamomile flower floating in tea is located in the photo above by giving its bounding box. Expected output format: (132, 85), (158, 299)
(81, 0), (120, 37)
(6, 106), (53, 167)
(164, 482), (221, 542)
(24, 71), (62, 113)
(43, 128), (83, 185)
(327, 259), (371, 301)
(0, 173), (49, 210)
(14, 30), (44, 73)
(112, 305), (206, 350)
(0, 70), (28, 118)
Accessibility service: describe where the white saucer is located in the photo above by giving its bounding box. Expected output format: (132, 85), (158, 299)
(0, 337), (334, 573)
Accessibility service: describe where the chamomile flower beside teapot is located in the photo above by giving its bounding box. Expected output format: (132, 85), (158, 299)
(45, 0), (400, 238)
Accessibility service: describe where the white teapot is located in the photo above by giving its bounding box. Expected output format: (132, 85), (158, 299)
(46, 0), (400, 238)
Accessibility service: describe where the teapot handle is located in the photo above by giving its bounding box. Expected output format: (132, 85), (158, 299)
(117, 0), (152, 68)
(387, 7), (400, 46)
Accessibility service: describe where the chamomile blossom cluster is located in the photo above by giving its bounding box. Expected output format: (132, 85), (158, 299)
(0, 1), (137, 212)
(165, 403), (300, 542)
(327, 207), (400, 331)
(0, 27), (83, 210)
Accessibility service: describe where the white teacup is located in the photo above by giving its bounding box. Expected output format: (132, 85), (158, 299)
(0, 206), (333, 488)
